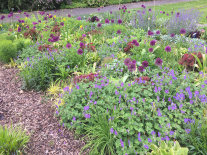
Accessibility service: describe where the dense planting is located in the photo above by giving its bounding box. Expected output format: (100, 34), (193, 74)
(0, 2), (207, 155)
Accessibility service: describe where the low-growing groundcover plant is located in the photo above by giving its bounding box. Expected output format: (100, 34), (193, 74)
(58, 67), (207, 154)
(0, 124), (30, 155)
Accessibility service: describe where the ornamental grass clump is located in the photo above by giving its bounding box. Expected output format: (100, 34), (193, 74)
(58, 67), (207, 154)
(167, 9), (201, 35)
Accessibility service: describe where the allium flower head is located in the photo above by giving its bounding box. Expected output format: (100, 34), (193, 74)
(105, 18), (110, 24)
(180, 28), (186, 34)
(66, 43), (72, 49)
(165, 45), (171, 52)
(155, 58), (163, 66)
(132, 40), (138, 44)
(149, 48), (153, 52)
(148, 30), (154, 36)
(128, 63), (136, 72)
(80, 42), (85, 48)
(150, 40), (156, 46)
(97, 23), (102, 28)
(170, 33), (175, 37)
(156, 30), (160, 35)
(68, 14), (71, 17)
(118, 19), (122, 24)
(77, 49), (83, 55)
(0, 15), (5, 20)
(124, 58), (131, 66)
(138, 66), (145, 72)
(142, 61), (149, 68)
(111, 19), (115, 23)
(141, 5), (146, 8)
(117, 30), (121, 34)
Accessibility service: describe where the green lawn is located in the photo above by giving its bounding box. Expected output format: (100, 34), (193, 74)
(149, 0), (207, 24)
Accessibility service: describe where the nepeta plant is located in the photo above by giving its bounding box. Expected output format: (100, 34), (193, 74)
(167, 9), (201, 35)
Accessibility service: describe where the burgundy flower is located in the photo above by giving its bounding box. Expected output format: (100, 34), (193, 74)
(149, 48), (153, 52)
(134, 42), (139, 46)
(141, 4), (146, 8)
(17, 27), (21, 32)
(124, 58), (131, 66)
(165, 46), (171, 52)
(138, 66), (145, 72)
(111, 19), (114, 23)
(132, 60), (136, 64)
(155, 58), (163, 66)
(150, 40), (156, 46)
(142, 61), (148, 68)
(132, 40), (138, 44)
(77, 49), (83, 55)
(0, 15), (5, 20)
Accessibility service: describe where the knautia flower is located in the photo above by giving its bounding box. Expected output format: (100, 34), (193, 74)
(165, 45), (171, 52)
(155, 58), (163, 66)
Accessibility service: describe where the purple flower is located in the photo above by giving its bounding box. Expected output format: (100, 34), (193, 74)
(138, 133), (142, 142)
(77, 49), (83, 55)
(132, 60), (136, 64)
(142, 61), (148, 68)
(148, 30), (154, 36)
(73, 116), (76, 121)
(82, 34), (86, 37)
(170, 33), (175, 37)
(80, 42), (85, 48)
(1, 15), (5, 20)
(138, 66), (145, 72)
(165, 45), (171, 52)
(169, 131), (174, 135)
(120, 139), (124, 148)
(165, 89), (169, 94)
(66, 43), (72, 49)
(97, 23), (102, 28)
(149, 48), (154, 52)
(77, 16), (81, 20)
(105, 18), (110, 24)
(85, 114), (91, 119)
(141, 4), (146, 8)
(144, 145), (149, 149)
(110, 128), (114, 134)
(117, 30), (121, 34)
(185, 129), (191, 134)
(155, 58), (163, 66)
(150, 40), (156, 46)
(151, 131), (156, 135)
(128, 63), (136, 72)
(17, 27), (21, 32)
(124, 58), (131, 66)
(148, 138), (152, 143)
(68, 14), (71, 17)
(84, 106), (89, 111)
(118, 19), (122, 24)
(156, 30), (160, 35)
(114, 130), (118, 135)
(180, 28), (186, 34)
(60, 22), (64, 26)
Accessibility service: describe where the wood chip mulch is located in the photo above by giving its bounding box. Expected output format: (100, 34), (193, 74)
(0, 65), (85, 155)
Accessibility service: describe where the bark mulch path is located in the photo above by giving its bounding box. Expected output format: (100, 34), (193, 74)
(0, 65), (84, 155)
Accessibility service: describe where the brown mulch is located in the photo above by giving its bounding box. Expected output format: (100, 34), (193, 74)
(0, 65), (85, 155)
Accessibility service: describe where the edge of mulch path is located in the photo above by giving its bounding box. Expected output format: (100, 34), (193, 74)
(0, 65), (85, 155)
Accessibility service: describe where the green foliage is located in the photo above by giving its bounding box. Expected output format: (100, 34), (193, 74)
(85, 0), (108, 7)
(184, 118), (207, 155)
(0, 124), (30, 155)
(0, 40), (17, 63)
(59, 67), (207, 154)
(81, 113), (116, 155)
(147, 141), (188, 155)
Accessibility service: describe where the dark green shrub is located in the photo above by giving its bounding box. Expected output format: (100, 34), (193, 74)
(0, 40), (17, 63)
